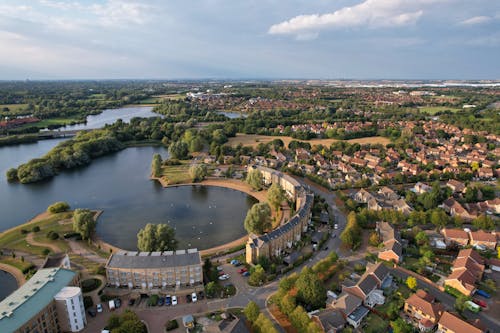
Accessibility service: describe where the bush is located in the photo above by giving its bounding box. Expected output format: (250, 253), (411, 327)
(83, 295), (94, 309)
(93, 265), (106, 276)
(63, 232), (81, 239)
(47, 201), (70, 214)
(46, 231), (59, 240)
(148, 294), (159, 306)
(165, 319), (179, 331)
(82, 278), (102, 293)
(100, 294), (114, 302)
(32, 226), (40, 232)
(42, 248), (50, 255)
(20, 229), (29, 235)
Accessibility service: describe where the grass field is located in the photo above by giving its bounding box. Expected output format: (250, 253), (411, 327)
(0, 104), (29, 114)
(0, 257), (34, 272)
(227, 134), (391, 148)
(160, 161), (192, 185)
(154, 94), (185, 101)
(417, 106), (461, 114)
(15, 117), (82, 130)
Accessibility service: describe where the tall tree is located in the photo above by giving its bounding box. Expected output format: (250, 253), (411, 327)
(137, 223), (178, 252)
(267, 183), (285, 212)
(244, 301), (260, 322)
(244, 202), (272, 235)
(72, 209), (96, 240)
(295, 267), (327, 310)
(151, 153), (162, 178)
(246, 168), (263, 191)
(189, 164), (207, 182)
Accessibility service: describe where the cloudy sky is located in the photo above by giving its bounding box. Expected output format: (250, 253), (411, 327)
(0, 0), (499, 79)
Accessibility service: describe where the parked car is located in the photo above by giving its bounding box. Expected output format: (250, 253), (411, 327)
(165, 295), (172, 306)
(172, 295), (177, 306)
(238, 268), (248, 274)
(128, 298), (135, 306)
(158, 297), (164, 306)
(191, 292), (198, 303)
(96, 304), (103, 313)
(87, 309), (96, 317)
(230, 259), (240, 266)
(475, 290), (491, 298)
(473, 299), (488, 308)
(218, 270), (226, 276)
(198, 291), (204, 300)
(334, 224), (339, 230)
(242, 271), (250, 277)
(465, 301), (481, 313)
(218, 274), (230, 281)
(114, 298), (121, 308)
(216, 266), (223, 271)
(186, 294), (192, 303)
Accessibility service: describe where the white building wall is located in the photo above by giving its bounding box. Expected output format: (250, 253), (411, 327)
(54, 287), (86, 332)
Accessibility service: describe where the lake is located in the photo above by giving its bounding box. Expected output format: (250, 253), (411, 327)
(0, 270), (17, 302)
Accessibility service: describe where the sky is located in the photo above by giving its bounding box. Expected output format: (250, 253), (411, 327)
(0, 0), (499, 80)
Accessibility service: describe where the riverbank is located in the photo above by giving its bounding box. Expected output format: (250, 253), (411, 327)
(0, 263), (25, 286)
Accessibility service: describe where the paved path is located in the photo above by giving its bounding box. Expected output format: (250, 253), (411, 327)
(67, 240), (108, 264)
(26, 232), (61, 253)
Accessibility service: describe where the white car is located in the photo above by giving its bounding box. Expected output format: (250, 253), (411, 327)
(218, 274), (230, 281)
(191, 292), (198, 303)
(171, 295), (177, 306)
(334, 224), (339, 230)
(97, 304), (103, 313)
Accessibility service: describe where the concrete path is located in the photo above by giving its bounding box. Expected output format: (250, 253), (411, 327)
(26, 232), (61, 253)
(67, 240), (108, 264)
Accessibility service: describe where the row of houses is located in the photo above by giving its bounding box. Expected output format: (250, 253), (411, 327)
(245, 165), (314, 264)
(441, 228), (497, 250)
(444, 248), (485, 296)
(353, 187), (413, 215)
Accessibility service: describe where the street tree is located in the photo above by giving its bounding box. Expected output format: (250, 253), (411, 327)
(296, 267), (327, 310)
(267, 183), (285, 212)
(244, 202), (272, 235)
(248, 264), (266, 286)
(246, 168), (263, 191)
(244, 301), (260, 322)
(406, 276), (417, 290)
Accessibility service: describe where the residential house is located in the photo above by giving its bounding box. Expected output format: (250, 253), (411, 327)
(404, 290), (444, 332)
(441, 228), (470, 247)
(343, 262), (390, 307)
(353, 188), (375, 203)
(377, 222), (403, 263)
(311, 309), (346, 333)
(442, 198), (476, 220)
(444, 249), (485, 296)
(412, 182), (432, 194)
(469, 230), (497, 250)
(436, 311), (485, 333)
(446, 180), (466, 194)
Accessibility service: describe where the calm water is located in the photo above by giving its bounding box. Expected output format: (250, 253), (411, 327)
(0, 270), (17, 301)
(0, 145), (256, 250)
(217, 111), (247, 119)
(57, 106), (160, 131)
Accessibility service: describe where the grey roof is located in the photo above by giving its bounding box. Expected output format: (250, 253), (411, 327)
(333, 293), (362, 316)
(107, 250), (201, 269)
(348, 306), (370, 322)
(356, 275), (378, 295)
(316, 309), (346, 330)
(283, 251), (301, 265)
(368, 262), (390, 283)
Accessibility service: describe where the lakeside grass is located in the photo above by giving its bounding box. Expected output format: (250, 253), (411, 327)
(0, 257), (34, 272)
(15, 117), (82, 130)
(160, 161), (192, 185)
(0, 104), (29, 114)
(227, 133), (391, 148)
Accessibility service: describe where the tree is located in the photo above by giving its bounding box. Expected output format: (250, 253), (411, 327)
(107, 310), (146, 333)
(369, 231), (381, 246)
(248, 264), (266, 286)
(244, 301), (260, 322)
(205, 281), (220, 298)
(454, 294), (468, 314)
(340, 212), (361, 250)
(267, 183), (285, 212)
(168, 141), (189, 159)
(430, 209), (448, 228)
(246, 168), (263, 191)
(391, 318), (413, 333)
(151, 153), (162, 177)
(415, 231), (429, 246)
(72, 209), (96, 240)
(406, 276), (417, 290)
(6, 168), (18, 182)
(47, 201), (70, 214)
(244, 202), (272, 235)
(472, 214), (495, 231)
(137, 223), (178, 252)
(189, 164), (207, 182)
(296, 267), (327, 310)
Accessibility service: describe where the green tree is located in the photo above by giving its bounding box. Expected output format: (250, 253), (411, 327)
(205, 281), (220, 298)
(296, 267), (326, 310)
(246, 168), (263, 191)
(244, 202), (272, 235)
(248, 264), (266, 286)
(454, 294), (468, 314)
(472, 214), (495, 231)
(6, 168), (18, 182)
(244, 301), (260, 322)
(430, 209), (448, 228)
(267, 183), (285, 212)
(168, 141), (189, 159)
(340, 212), (361, 250)
(151, 153), (162, 177)
(406, 276), (417, 290)
(415, 231), (429, 246)
(255, 313), (278, 333)
(391, 318), (413, 333)
(369, 231), (381, 246)
(137, 223), (178, 252)
(47, 201), (70, 214)
(189, 164), (207, 182)
(72, 209), (96, 240)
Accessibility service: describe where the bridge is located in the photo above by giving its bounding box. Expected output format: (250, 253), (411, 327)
(37, 129), (89, 139)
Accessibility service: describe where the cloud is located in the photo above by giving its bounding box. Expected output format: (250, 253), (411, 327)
(460, 15), (492, 25)
(90, 0), (153, 26)
(268, 0), (447, 37)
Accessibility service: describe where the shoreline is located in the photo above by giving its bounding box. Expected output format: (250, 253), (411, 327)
(0, 263), (26, 286)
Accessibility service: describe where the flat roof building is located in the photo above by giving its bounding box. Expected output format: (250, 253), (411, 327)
(0, 267), (83, 333)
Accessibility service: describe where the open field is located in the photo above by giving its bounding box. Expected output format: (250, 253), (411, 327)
(0, 103), (29, 113)
(153, 94), (186, 100)
(227, 134), (391, 148)
(15, 117), (82, 130)
(159, 161), (192, 185)
(417, 106), (461, 114)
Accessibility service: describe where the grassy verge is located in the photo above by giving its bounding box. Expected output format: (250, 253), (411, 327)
(0, 257), (35, 272)
(160, 161), (192, 185)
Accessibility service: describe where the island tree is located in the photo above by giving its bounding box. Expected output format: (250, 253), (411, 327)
(246, 168), (263, 191)
(137, 223), (178, 252)
(151, 153), (162, 178)
(244, 202), (271, 235)
(72, 209), (96, 240)
(267, 183), (285, 212)
(47, 201), (70, 214)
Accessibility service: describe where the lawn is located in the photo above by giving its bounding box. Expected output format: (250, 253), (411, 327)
(0, 257), (34, 272)
(154, 94), (186, 101)
(363, 313), (389, 333)
(227, 134), (391, 148)
(16, 117), (82, 130)
(417, 106), (461, 115)
(136, 97), (162, 104)
(160, 161), (192, 185)
(0, 103), (29, 114)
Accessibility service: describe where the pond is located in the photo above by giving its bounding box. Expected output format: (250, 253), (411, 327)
(0, 270), (18, 301)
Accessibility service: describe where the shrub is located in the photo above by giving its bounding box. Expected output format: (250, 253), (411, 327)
(46, 231), (59, 240)
(83, 295), (94, 309)
(63, 232), (81, 239)
(32, 226), (40, 232)
(47, 201), (70, 214)
(148, 294), (159, 306)
(82, 278), (102, 293)
(165, 319), (179, 331)
(42, 248), (50, 256)
(20, 229), (29, 235)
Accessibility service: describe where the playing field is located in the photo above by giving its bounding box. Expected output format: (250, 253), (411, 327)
(227, 134), (391, 148)
(417, 106), (461, 114)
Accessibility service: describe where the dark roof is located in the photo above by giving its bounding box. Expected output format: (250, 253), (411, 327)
(42, 253), (68, 268)
(356, 275), (378, 295)
(107, 250), (201, 269)
(315, 309), (346, 330)
(283, 252), (301, 265)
